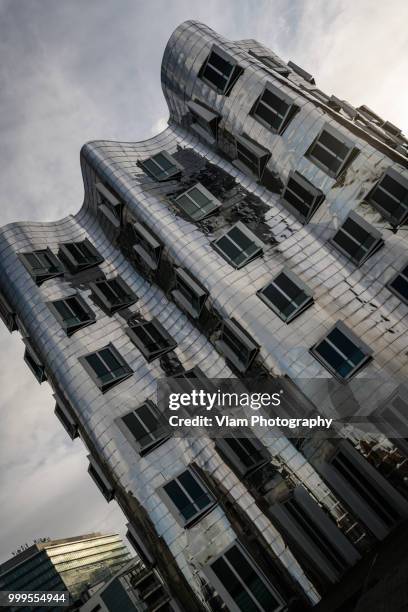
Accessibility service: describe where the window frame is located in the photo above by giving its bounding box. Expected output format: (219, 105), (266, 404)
(366, 167), (408, 227)
(306, 123), (357, 178)
(117, 399), (170, 456)
(203, 541), (285, 612)
(233, 134), (271, 180)
(171, 268), (208, 318)
(19, 247), (64, 285)
(23, 338), (47, 384)
(87, 455), (114, 502)
(310, 320), (373, 382)
(257, 268), (314, 323)
(48, 293), (96, 336)
(80, 343), (133, 393)
(281, 170), (325, 224)
(54, 393), (78, 440)
(90, 276), (138, 315)
(174, 182), (221, 221)
(212, 221), (265, 269)
(216, 318), (260, 374)
(58, 238), (104, 274)
(251, 82), (298, 135)
(139, 151), (183, 182)
(215, 434), (270, 478)
(126, 317), (177, 362)
(159, 466), (216, 528)
(95, 182), (123, 229)
(187, 100), (220, 143)
(133, 222), (162, 271)
(330, 211), (384, 267)
(200, 44), (243, 96)
(387, 262), (408, 305)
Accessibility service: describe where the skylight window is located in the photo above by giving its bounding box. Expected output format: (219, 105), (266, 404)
(251, 82), (298, 134)
(19, 248), (64, 285)
(366, 167), (408, 227)
(216, 319), (259, 373)
(95, 182), (123, 228)
(215, 435), (270, 478)
(187, 100), (220, 143)
(133, 222), (162, 271)
(212, 222), (264, 269)
(126, 318), (177, 362)
(234, 135), (271, 180)
(387, 262), (408, 305)
(200, 45), (242, 95)
(306, 124), (357, 178)
(310, 321), (373, 381)
(281, 171), (325, 223)
(172, 268), (208, 318)
(160, 467), (216, 527)
(139, 151), (182, 182)
(330, 212), (384, 266)
(174, 183), (221, 221)
(48, 294), (96, 336)
(58, 238), (104, 274)
(118, 400), (170, 456)
(80, 343), (133, 393)
(90, 276), (138, 315)
(258, 269), (314, 323)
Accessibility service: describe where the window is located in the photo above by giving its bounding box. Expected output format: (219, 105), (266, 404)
(126, 318), (177, 362)
(139, 151), (182, 182)
(90, 277), (138, 315)
(216, 319), (259, 373)
(160, 467), (215, 527)
(118, 400), (170, 456)
(126, 523), (155, 566)
(375, 386), (408, 456)
(23, 340), (47, 383)
(96, 182), (123, 228)
(251, 83), (298, 134)
(234, 135), (271, 180)
(330, 212), (384, 267)
(174, 183), (221, 221)
(187, 100), (220, 143)
(287, 60), (315, 84)
(200, 45), (242, 95)
(310, 321), (373, 381)
(0, 291), (17, 332)
(172, 268), (208, 318)
(306, 124), (357, 178)
(54, 395), (78, 440)
(216, 435), (270, 477)
(19, 247), (63, 285)
(212, 222), (264, 269)
(248, 51), (290, 77)
(204, 542), (285, 612)
(58, 238), (104, 273)
(87, 455), (114, 502)
(258, 269), (313, 323)
(388, 262), (408, 305)
(80, 343), (133, 393)
(281, 171), (325, 223)
(133, 222), (162, 271)
(48, 294), (95, 335)
(366, 168), (408, 227)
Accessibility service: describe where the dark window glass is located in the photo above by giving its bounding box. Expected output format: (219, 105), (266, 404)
(312, 324), (371, 380)
(163, 469), (213, 524)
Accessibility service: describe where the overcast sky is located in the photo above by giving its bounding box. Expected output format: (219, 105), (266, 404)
(1, 0), (407, 564)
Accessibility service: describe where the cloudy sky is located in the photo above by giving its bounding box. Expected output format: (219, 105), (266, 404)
(0, 0), (407, 564)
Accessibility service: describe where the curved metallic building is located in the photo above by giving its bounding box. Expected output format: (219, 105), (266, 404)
(1, 20), (408, 612)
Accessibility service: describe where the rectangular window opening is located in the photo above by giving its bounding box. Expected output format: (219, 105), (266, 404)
(133, 222), (162, 271)
(258, 269), (314, 323)
(91, 276), (138, 314)
(126, 318), (177, 362)
(366, 168), (408, 228)
(80, 343), (133, 392)
(281, 171), (325, 223)
(171, 268), (208, 318)
(119, 400), (170, 456)
(95, 182), (123, 228)
(212, 221), (264, 269)
(200, 45), (243, 96)
(234, 135), (271, 180)
(251, 83), (298, 135)
(387, 262), (408, 305)
(174, 183), (221, 221)
(19, 248), (64, 285)
(49, 294), (95, 335)
(160, 467), (216, 527)
(330, 212), (384, 267)
(139, 151), (182, 182)
(187, 100), (220, 143)
(306, 124), (357, 178)
(216, 319), (259, 374)
(58, 239), (104, 274)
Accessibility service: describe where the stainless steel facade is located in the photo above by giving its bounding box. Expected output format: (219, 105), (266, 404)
(1, 20), (407, 612)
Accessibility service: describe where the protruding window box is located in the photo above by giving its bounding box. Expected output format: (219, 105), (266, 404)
(58, 238), (104, 274)
(281, 171), (325, 224)
(80, 343), (133, 393)
(233, 135), (271, 180)
(310, 321), (373, 382)
(117, 400), (170, 456)
(48, 294), (96, 336)
(87, 455), (114, 502)
(126, 523), (155, 567)
(288, 60), (315, 84)
(159, 467), (216, 528)
(139, 151), (183, 182)
(54, 393), (78, 440)
(365, 167), (408, 228)
(212, 221), (264, 269)
(133, 222), (162, 271)
(126, 318), (177, 362)
(174, 183), (221, 221)
(387, 262), (408, 305)
(330, 211), (384, 267)
(199, 44), (243, 96)
(306, 123), (357, 178)
(23, 339), (47, 383)
(90, 277), (138, 315)
(95, 182), (123, 229)
(258, 268), (314, 323)
(187, 100), (220, 144)
(0, 291), (17, 332)
(203, 542), (285, 612)
(215, 435), (270, 478)
(19, 248), (64, 285)
(216, 319), (259, 374)
(248, 51), (290, 77)
(171, 268), (208, 318)
(251, 82), (298, 135)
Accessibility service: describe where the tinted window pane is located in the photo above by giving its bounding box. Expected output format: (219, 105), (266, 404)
(327, 328), (364, 366)
(211, 557), (258, 612)
(86, 353), (109, 378)
(99, 347), (122, 372)
(122, 412), (146, 441)
(391, 275), (408, 300)
(208, 52), (233, 76)
(164, 480), (194, 520)
(178, 470), (211, 511)
(226, 546), (279, 610)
